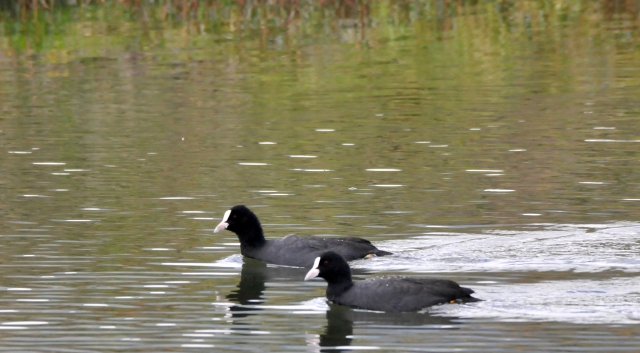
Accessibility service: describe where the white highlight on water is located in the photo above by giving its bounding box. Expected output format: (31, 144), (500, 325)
(291, 169), (333, 172)
(1, 321), (48, 325)
(585, 139), (640, 143)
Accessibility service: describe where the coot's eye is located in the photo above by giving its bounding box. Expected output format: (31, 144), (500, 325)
(323, 260), (329, 265)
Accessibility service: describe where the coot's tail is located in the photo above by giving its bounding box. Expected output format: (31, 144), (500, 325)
(375, 249), (393, 256)
(460, 286), (482, 302)
(461, 296), (482, 303)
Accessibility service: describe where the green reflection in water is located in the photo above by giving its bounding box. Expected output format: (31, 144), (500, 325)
(0, 3), (639, 352)
(0, 0), (639, 236)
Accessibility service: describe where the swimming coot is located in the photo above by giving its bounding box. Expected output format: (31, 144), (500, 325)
(304, 251), (480, 312)
(214, 205), (391, 267)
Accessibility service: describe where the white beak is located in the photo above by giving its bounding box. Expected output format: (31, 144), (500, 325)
(304, 256), (321, 281)
(213, 210), (231, 233)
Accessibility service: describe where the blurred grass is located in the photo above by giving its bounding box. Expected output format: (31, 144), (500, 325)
(0, 0), (638, 106)
(1, 0), (637, 55)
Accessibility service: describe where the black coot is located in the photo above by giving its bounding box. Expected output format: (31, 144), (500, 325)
(304, 251), (480, 312)
(214, 205), (391, 267)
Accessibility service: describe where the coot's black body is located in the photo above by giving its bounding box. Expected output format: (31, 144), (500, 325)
(305, 251), (480, 312)
(214, 205), (391, 267)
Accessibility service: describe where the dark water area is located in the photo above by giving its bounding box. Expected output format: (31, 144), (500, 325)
(1, 1), (640, 351)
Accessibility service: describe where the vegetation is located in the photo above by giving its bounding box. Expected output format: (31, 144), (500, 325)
(1, 0), (638, 55)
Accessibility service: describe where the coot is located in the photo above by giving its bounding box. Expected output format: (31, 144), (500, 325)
(214, 205), (391, 267)
(304, 251), (480, 312)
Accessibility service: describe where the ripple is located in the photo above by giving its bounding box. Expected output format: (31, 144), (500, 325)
(16, 299), (48, 302)
(437, 276), (640, 324)
(1, 321), (48, 325)
(585, 139), (640, 143)
(182, 272), (237, 276)
(466, 169), (503, 173)
(32, 162), (66, 165)
(291, 168), (333, 172)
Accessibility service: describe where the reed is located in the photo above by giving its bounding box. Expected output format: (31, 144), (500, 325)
(1, 0), (634, 24)
(0, 0), (637, 56)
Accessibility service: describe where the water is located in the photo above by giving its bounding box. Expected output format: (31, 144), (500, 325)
(1, 1), (640, 351)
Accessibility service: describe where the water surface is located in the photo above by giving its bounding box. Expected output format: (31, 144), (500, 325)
(1, 1), (640, 351)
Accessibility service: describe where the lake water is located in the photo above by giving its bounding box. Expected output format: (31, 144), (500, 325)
(1, 1), (640, 351)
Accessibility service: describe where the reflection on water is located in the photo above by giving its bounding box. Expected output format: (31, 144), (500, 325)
(226, 258), (268, 318)
(224, 258), (314, 319)
(1, 0), (640, 351)
(320, 305), (354, 351)
(0, 222), (639, 351)
(319, 303), (464, 352)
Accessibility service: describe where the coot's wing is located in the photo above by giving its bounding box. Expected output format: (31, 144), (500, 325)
(401, 277), (477, 300)
(285, 235), (389, 261)
(249, 235), (389, 267)
(253, 236), (341, 267)
(334, 277), (475, 312)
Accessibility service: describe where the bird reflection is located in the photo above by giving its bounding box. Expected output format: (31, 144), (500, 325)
(226, 258), (267, 318)
(319, 303), (463, 352)
(226, 257), (306, 318)
(319, 304), (353, 350)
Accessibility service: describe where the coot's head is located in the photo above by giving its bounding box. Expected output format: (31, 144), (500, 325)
(213, 205), (263, 240)
(304, 251), (352, 283)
